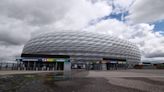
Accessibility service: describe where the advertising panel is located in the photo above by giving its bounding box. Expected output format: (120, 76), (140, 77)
(56, 59), (67, 62)
(42, 58), (56, 62)
(110, 61), (117, 63)
(19, 57), (69, 62)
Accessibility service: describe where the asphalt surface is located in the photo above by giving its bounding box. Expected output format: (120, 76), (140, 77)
(0, 69), (163, 92)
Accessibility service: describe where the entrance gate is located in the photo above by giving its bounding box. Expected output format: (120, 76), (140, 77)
(103, 58), (127, 70)
(17, 58), (70, 71)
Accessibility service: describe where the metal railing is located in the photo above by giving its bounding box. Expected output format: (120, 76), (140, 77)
(0, 62), (61, 71)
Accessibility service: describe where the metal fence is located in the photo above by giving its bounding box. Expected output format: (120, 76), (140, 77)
(0, 62), (60, 71)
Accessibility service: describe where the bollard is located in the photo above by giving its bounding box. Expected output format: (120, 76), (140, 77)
(55, 62), (58, 70)
(42, 67), (44, 71)
(18, 67), (20, 70)
(36, 67), (38, 71)
(47, 67), (49, 71)
(52, 67), (55, 71)
(24, 67), (26, 71)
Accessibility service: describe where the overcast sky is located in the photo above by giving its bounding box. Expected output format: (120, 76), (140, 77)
(0, 0), (164, 62)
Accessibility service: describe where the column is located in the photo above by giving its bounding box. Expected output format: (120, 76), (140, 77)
(27, 61), (30, 70)
(64, 61), (71, 78)
(55, 62), (58, 70)
(52, 63), (55, 71)
(34, 61), (36, 71)
(36, 62), (38, 71)
(101, 63), (107, 70)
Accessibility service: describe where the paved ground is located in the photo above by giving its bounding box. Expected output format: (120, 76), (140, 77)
(87, 69), (164, 77)
(0, 69), (164, 92)
(85, 69), (164, 92)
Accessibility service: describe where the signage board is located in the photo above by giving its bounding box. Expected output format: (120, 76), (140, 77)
(22, 58), (38, 61)
(56, 59), (67, 62)
(42, 58), (56, 62)
(118, 61), (127, 64)
(110, 61), (117, 63)
(18, 57), (69, 62)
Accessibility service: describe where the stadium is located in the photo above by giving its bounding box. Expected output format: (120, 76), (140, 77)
(20, 30), (141, 70)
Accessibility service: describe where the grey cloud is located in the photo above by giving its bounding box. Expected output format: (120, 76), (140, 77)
(0, 31), (27, 45)
(0, 0), (74, 46)
(0, 45), (23, 60)
(0, 0), (71, 25)
(129, 24), (164, 59)
(145, 52), (164, 58)
(142, 57), (164, 63)
(0, 16), (37, 46)
(126, 0), (164, 23)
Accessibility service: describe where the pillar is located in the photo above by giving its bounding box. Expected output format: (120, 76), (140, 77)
(101, 63), (107, 70)
(52, 63), (55, 71)
(64, 61), (71, 78)
(34, 61), (36, 71)
(55, 62), (58, 70)
(27, 61), (30, 70)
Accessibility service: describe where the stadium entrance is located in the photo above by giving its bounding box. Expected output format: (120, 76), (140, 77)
(17, 54), (70, 71)
(103, 58), (127, 70)
(84, 58), (128, 70)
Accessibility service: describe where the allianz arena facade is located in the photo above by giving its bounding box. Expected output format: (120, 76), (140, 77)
(21, 30), (141, 70)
